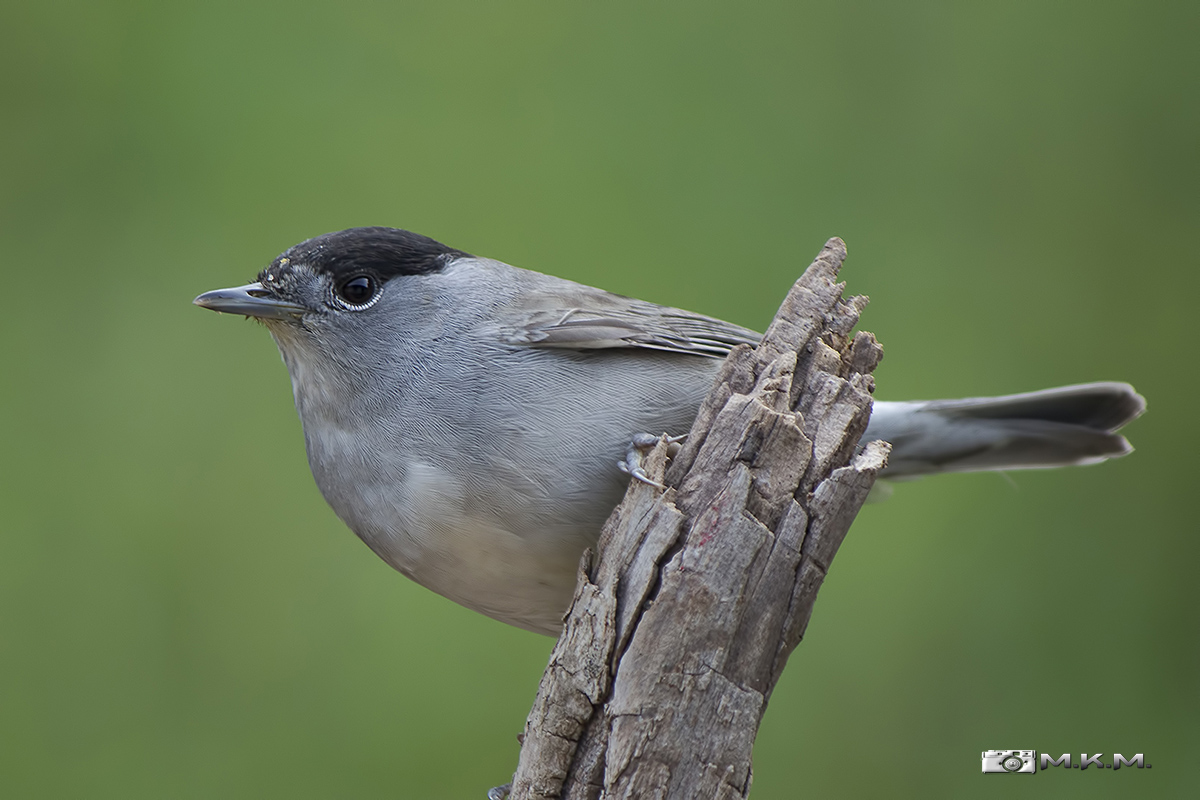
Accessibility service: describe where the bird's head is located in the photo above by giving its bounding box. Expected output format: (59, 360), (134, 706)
(193, 226), (469, 328)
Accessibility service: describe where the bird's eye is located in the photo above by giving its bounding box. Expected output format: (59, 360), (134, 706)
(336, 275), (377, 307)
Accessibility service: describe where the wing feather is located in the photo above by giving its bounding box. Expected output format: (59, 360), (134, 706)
(499, 291), (761, 358)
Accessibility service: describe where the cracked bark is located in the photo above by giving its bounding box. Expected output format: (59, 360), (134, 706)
(508, 238), (889, 800)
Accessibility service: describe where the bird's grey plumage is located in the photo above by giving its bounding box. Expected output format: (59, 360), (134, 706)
(194, 227), (1145, 635)
(863, 383), (1142, 477)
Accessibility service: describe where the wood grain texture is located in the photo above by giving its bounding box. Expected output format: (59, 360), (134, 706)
(509, 238), (889, 800)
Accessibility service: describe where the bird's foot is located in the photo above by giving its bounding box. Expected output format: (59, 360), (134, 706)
(617, 433), (687, 489)
(486, 783), (511, 800)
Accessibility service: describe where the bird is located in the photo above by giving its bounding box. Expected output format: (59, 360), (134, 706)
(194, 227), (1145, 635)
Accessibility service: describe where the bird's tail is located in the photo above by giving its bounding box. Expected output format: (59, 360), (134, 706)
(865, 382), (1146, 478)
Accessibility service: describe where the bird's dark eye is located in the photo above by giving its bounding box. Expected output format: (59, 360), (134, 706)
(336, 275), (377, 306)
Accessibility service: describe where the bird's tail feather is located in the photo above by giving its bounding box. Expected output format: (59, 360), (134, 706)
(866, 382), (1145, 478)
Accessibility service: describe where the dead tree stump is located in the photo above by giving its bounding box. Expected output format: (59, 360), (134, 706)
(509, 238), (889, 800)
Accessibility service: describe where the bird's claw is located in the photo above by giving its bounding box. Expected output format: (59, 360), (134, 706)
(618, 457), (667, 489)
(618, 433), (687, 489)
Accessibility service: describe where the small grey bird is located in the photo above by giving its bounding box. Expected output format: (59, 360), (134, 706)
(195, 227), (1145, 635)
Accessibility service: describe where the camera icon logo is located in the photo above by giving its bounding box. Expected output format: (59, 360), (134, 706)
(982, 749), (1037, 774)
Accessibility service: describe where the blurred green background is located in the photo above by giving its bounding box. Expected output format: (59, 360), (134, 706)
(1, 1), (1195, 797)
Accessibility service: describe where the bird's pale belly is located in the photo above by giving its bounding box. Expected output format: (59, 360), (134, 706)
(368, 512), (586, 636)
(316, 454), (597, 635)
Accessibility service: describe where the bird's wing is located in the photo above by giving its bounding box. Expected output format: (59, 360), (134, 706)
(497, 286), (762, 358)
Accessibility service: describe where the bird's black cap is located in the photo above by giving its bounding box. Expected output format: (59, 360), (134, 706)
(260, 227), (470, 284)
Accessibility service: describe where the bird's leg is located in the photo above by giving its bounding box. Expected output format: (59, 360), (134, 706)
(486, 783), (511, 800)
(618, 433), (687, 489)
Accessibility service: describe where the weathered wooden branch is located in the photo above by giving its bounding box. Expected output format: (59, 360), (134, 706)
(508, 238), (889, 800)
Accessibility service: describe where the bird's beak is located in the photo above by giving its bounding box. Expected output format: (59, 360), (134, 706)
(193, 282), (306, 320)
